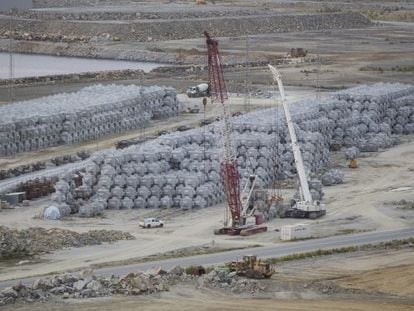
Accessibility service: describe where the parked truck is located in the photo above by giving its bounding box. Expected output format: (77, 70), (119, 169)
(186, 83), (210, 98)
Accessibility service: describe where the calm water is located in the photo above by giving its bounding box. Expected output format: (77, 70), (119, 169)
(0, 53), (167, 79)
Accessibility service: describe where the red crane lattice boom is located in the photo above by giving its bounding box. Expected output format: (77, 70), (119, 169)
(204, 31), (241, 226)
(204, 31), (228, 104)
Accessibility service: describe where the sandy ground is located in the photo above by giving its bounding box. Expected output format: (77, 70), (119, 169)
(338, 264), (414, 297)
(7, 294), (413, 311)
(0, 135), (413, 281)
(6, 248), (414, 311)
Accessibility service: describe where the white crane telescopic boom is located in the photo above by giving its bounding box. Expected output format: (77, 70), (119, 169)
(268, 64), (312, 203)
(268, 64), (325, 217)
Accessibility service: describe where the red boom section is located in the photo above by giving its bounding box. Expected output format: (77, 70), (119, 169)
(204, 31), (241, 226)
(220, 160), (241, 226)
(204, 31), (228, 104)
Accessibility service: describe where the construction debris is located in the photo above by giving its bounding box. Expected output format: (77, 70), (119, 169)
(289, 48), (308, 58)
(385, 199), (414, 210)
(197, 268), (266, 293)
(0, 269), (169, 306)
(16, 177), (57, 200)
(0, 260), (274, 306)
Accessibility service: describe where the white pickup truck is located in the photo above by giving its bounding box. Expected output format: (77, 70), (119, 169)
(139, 218), (164, 229)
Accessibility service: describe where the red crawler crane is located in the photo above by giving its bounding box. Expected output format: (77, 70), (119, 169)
(204, 31), (267, 236)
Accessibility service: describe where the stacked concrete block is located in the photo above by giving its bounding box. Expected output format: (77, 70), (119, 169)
(333, 82), (414, 151)
(344, 146), (360, 160)
(0, 85), (180, 156)
(48, 83), (413, 217)
(321, 169), (344, 186)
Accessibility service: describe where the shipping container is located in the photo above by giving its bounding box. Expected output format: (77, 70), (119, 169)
(280, 223), (311, 241)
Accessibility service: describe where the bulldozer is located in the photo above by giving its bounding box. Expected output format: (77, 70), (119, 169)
(225, 255), (275, 279)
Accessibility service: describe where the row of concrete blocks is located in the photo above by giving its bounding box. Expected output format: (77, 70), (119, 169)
(0, 85), (181, 156)
(48, 83), (414, 217)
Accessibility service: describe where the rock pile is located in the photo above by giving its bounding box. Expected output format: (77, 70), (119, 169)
(0, 70), (147, 87)
(49, 82), (413, 217)
(0, 30), (90, 43)
(0, 226), (134, 259)
(0, 265), (268, 306)
(15, 7), (266, 21)
(197, 268), (265, 294)
(386, 199), (414, 210)
(0, 269), (169, 306)
(0, 12), (372, 43)
(0, 84), (180, 156)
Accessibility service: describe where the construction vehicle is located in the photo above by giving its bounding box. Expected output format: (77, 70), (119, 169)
(196, 0), (216, 5)
(204, 31), (267, 236)
(349, 158), (358, 169)
(186, 83), (210, 98)
(157, 130), (170, 136)
(199, 117), (214, 127)
(115, 135), (157, 149)
(139, 218), (164, 228)
(268, 64), (326, 219)
(185, 104), (201, 113)
(226, 255), (275, 279)
(176, 125), (194, 132)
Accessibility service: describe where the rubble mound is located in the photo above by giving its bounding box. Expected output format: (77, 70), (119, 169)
(0, 226), (134, 259)
(197, 269), (266, 294)
(0, 269), (168, 306)
(0, 12), (372, 43)
(388, 199), (414, 210)
(0, 266), (270, 306)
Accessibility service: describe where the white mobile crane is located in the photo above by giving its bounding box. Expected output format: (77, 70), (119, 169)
(268, 64), (326, 219)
